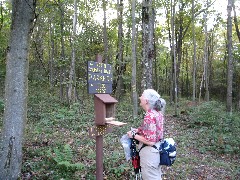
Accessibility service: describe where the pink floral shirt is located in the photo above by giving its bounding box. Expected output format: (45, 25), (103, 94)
(137, 109), (164, 142)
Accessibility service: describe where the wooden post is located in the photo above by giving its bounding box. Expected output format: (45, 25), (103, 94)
(95, 54), (103, 180)
(96, 135), (103, 180)
(87, 54), (126, 180)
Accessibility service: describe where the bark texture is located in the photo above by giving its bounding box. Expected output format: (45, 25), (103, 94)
(142, 0), (154, 89)
(0, 0), (35, 179)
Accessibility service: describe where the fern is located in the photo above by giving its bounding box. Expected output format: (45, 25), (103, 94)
(51, 144), (85, 171)
(63, 144), (73, 161)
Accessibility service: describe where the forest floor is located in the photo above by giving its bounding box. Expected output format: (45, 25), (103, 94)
(161, 114), (239, 180)
(1, 91), (239, 179)
(20, 110), (239, 180)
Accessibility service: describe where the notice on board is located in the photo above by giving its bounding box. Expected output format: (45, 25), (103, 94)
(87, 61), (113, 94)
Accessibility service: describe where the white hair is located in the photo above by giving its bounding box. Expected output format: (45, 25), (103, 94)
(143, 89), (166, 113)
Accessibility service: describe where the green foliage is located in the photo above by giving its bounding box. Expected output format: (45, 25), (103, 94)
(187, 101), (240, 155)
(22, 86), (239, 179)
(48, 144), (85, 172)
(22, 76), (239, 179)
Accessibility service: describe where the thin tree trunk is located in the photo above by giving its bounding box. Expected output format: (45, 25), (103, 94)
(204, 1), (209, 101)
(149, 0), (155, 86)
(233, 1), (240, 110)
(163, 1), (173, 101)
(115, 0), (124, 99)
(68, 0), (77, 103)
(199, 66), (204, 103)
(192, 0), (196, 101)
(49, 20), (55, 91)
(227, 0), (233, 112)
(0, 0), (35, 178)
(233, 3), (240, 42)
(185, 48), (190, 97)
(0, 2), (3, 32)
(58, 0), (67, 102)
(103, 0), (108, 63)
(171, 0), (178, 115)
(131, 0), (138, 118)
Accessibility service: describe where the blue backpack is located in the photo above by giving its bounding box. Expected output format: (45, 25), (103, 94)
(158, 138), (176, 166)
(140, 138), (176, 166)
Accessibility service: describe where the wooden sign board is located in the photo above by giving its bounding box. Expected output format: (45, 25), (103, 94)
(87, 61), (113, 94)
(88, 83), (112, 94)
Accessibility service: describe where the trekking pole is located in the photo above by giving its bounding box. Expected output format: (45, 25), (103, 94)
(135, 169), (142, 180)
(130, 138), (142, 180)
(138, 170), (142, 180)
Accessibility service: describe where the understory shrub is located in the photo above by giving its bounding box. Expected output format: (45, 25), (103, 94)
(187, 101), (240, 155)
(47, 144), (85, 172)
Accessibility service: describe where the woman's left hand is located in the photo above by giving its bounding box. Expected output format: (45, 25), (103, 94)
(127, 131), (133, 138)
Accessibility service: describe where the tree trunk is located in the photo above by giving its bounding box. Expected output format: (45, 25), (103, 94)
(103, 0), (109, 63)
(0, 2), (3, 32)
(233, 3), (240, 42)
(0, 0), (35, 178)
(49, 20), (55, 91)
(58, 0), (67, 102)
(115, 0), (124, 100)
(165, 2), (173, 102)
(141, 0), (154, 89)
(68, 0), (77, 103)
(227, 0), (233, 113)
(131, 0), (138, 118)
(204, 1), (209, 101)
(171, 0), (178, 115)
(184, 47), (190, 97)
(192, 0), (196, 101)
(174, 0), (185, 99)
(232, 1), (240, 110)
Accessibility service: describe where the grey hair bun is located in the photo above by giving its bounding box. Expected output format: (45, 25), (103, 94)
(143, 89), (166, 113)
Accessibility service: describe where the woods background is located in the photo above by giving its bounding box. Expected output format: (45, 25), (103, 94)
(0, 0), (239, 179)
(1, 0), (240, 109)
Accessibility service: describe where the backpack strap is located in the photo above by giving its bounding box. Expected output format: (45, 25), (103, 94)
(139, 144), (158, 152)
(139, 144), (147, 152)
(152, 145), (158, 150)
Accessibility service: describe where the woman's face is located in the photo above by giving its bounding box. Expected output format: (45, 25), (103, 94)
(139, 92), (147, 109)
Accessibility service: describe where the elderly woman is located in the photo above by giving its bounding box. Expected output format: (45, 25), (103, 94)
(127, 89), (166, 180)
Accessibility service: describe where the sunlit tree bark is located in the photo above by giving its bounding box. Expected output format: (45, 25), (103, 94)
(192, 0), (196, 102)
(142, 0), (154, 89)
(171, 0), (178, 115)
(68, 0), (78, 103)
(204, 0), (209, 101)
(131, 0), (138, 118)
(227, 0), (233, 113)
(0, 0), (35, 178)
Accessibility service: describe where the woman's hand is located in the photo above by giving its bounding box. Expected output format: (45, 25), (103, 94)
(127, 130), (155, 146)
(127, 131), (134, 138)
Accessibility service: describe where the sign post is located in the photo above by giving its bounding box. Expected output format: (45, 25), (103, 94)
(87, 55), (126, 180)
